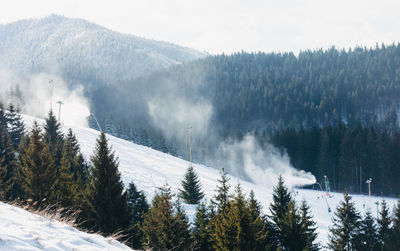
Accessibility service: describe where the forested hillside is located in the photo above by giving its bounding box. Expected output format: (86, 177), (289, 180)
(89, 44), (400, 196)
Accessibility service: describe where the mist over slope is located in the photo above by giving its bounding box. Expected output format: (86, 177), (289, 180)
(0, 14), (207, 86)
(21, 114), (398, 247)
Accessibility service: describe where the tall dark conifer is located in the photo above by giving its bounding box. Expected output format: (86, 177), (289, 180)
(87, 132), (129, 234)
(329, 191), (361, 250)
(5, 103), (25, 148)
(141, 184), (191, 251)
(377, 199), (391, 248)
(20, 122), (56, 205)
(300, 199), (319, 251)
(269, 175), (292, 245)
(43, 110), (64, 168)
(0, 125), (18, 201)
(179, 165), (204, 204)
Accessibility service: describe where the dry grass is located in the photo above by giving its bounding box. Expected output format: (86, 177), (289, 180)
(11, 199), (81, 228)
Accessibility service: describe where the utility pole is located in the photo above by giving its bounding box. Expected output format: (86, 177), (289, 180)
(360, 165), (362, 193)
(366, 178), (372, 208)
(56, 101), (64, 123)
(49, 80), (54, 110)
(187, 127), (192, 167)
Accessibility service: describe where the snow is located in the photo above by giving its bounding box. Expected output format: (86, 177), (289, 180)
(20, 115), (399, 248)
(0, 202), (131, 250)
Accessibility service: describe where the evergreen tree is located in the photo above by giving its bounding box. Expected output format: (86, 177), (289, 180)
(125, 182), (149, 250)
(52, 138), (77, 207)
(248, 190), (273, 250)
(0, 125), (19, 201)
(357, 210), (379, 251)
(179, 165), (204, 204)
(43, 110), (64, 168)
(280, 201), (306, 251)
(329, 191), (361, 251)
(192, 202), (213, 251)
(141, 184), (191, 251)
(5, 103), (25, 148)
(377, 199), (391, 249)
(386, 199), (400, 250)
(300, 199), (319, 251)
(86, 132), (129, 234)
(212, 168), (231, 211)
(0, 103), (7, 129)
(20, 122), (56, 206)
(269, 175), (292, 245)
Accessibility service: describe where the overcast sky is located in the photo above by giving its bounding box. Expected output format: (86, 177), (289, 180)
(1, 0), (400, 54)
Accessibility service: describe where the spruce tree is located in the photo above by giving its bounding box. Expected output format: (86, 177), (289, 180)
(386, 199), (400, 250)
(125, 182), (149, 250)
(141, 184), (191, 251)
(377, 199), (391, 249)
(192, 202), (213, 251)
(280, 201), (305, 251)
(214, 184), (251, 250)
(212, 168), (230, 211)
(248, 190), (273, 250)
(179, 165), (204, 204)
(20, 122), (56, 206)
(52, 138), (77, 207)
(86, 132), (129, 234)
(329, 191), (361, 251)
(43, 110), (64, 168)
(357, 209), (379, 251)
(0, 125), (18, 201)
(300, 199), (319, 251)
(269, 175), (292, 245)
(5, 103), (25, 148)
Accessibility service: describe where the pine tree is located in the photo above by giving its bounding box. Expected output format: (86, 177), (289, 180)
(86, 132), (129, 234)
(52, 138), (77, 207)
(5, 104), (25, 148)
(213, 168), (231, 211)
(248, 190), (272, 250)
(0, 103), (7, 130)
(0, 125), (19, 201)
(269, 175), (292, 245)
(20, 122), (56, 206)
(280, 201), (306, 251)
(43, 110), (64, 168)
(300, 199), (319, 251)
(357, 209), (379, 251)
(329, 191), (361, 251)
(386, 199), (400, 250)
(377, 199), (391, 249)
(179, 165), (204, 204)
(141, 184), (191, 251)
(125, 182), (149, 250)
(192, 202), (213, 251)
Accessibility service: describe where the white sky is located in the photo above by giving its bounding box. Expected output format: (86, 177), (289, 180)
(1, 0), (400, 54)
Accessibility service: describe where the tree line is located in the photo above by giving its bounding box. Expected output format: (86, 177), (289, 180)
(2, 104), (400, 250)
(269, 123), (400, 196)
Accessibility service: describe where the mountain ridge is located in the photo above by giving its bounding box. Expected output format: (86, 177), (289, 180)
(0, 14), (207, 85)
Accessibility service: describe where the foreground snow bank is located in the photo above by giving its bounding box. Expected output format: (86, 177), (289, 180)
(0, 202), (131, 251)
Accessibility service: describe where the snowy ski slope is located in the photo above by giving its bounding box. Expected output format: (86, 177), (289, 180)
(22, 115), (399, 247)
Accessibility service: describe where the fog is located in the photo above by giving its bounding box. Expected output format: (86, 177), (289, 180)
(0, 69), (90, 127)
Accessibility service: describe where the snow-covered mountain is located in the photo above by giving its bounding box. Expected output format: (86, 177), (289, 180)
(0, 201), (131, 250)
(0, 14), (207, 85)
(20, 115), (398, 248)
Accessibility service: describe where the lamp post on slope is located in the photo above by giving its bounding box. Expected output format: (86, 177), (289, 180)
(366, 178), (372, 208)
(56, 101), (64, 123)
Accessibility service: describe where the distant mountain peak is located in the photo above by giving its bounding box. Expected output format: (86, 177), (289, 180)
(0, 15), (207, 85)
